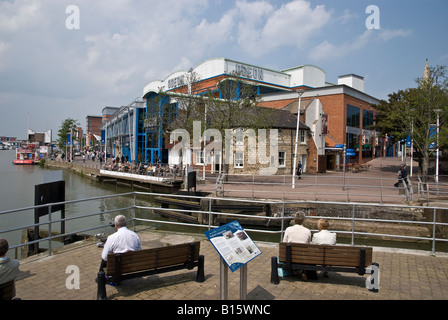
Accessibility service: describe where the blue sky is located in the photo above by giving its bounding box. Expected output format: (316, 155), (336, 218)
(0, 0), (447, 139)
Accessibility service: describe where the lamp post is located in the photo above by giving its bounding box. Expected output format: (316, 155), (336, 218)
(435, 109), (441, 184)
(292, 89), (305, 189)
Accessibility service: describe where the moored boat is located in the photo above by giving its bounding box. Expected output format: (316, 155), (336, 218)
(13, 143), (40, 165)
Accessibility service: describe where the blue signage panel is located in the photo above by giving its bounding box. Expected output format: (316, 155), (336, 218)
(346, 149), (354, 152)
(334, 144), (344, 148)
(346, 152), (356, 156)
(406, 135), (412, 148)
(204, 220), (262, 272)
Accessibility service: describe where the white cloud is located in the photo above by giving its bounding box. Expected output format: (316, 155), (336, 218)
(0, 0), (43, 32)
(232, 0), (331, 56)
(310, 30), (374, 61)
(378, 29), (412, 41)
(310, 28), (412, 61)
(261, 0), (330, 49)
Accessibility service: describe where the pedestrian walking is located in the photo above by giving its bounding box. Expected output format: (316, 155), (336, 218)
(296, 161), (302, 180)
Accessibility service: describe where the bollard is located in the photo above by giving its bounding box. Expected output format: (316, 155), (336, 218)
(270, 256), (280, 284)
(97, 271), (107, 300)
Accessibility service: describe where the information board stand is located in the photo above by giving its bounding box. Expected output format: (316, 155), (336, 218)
(205, 220), (262, 300)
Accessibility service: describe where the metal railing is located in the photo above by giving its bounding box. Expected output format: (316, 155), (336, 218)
(1, 191), (448, 258)
(46, 158), (448, 203)
(204, 172), (448, 203)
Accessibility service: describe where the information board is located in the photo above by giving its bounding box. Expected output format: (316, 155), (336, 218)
(204, 220), (262, 272)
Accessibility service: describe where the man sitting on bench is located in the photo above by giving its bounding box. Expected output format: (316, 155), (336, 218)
(282, 212), (312, 280)
(99, 215), (141, 272)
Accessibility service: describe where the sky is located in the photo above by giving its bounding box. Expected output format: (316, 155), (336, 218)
(0, 0), (447, 140)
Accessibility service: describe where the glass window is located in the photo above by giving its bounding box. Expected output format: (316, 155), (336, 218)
(300, 130), (306, 143)
(363, 110), (374, 129)
(278, 151), (286, 167)
(196, 150), (204, 164)
(346, 105), (360, 128)
(235, 128), (244, 145)
(235, 152), (244, 168)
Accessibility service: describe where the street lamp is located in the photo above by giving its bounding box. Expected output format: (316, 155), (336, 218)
(435, 109), (441, 184)
(292, 89), (305, 189)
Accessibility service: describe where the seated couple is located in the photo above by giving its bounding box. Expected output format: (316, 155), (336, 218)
(282, 213), (336, 280)
(283, 213), (336, 245)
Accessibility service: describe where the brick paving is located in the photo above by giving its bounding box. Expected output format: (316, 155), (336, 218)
(10, 157), (448, 302)
(13, 230), (448, 301)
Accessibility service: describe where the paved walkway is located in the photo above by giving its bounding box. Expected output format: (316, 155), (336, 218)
(9, 156), (448, 303)
(196, 156), (448, 204)
(12, 229), (448, 301)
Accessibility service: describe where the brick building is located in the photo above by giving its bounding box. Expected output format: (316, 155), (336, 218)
(86, 115), (103, 148)
(259, 74), (381, 172)
(137, 58), (380, 174)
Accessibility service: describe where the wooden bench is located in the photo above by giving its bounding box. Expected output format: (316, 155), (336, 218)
(271, 242), (378, 290)
(97, 241), (205, 300)
(0, 280), (15, 301)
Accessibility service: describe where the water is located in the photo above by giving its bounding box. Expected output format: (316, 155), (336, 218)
(0, 150), (138, 257)
(1, 149), (446, 258)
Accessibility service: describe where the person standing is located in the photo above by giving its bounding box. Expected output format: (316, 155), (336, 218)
(296, 161), (302, 180)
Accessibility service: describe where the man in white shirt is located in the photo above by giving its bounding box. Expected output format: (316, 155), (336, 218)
(99, 215), (141, 271)
(311, 219), (336, 245)
(283, 212), (311, 243)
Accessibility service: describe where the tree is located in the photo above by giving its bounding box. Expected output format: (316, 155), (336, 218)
(374, 64), (448, 178)
(57, 118), (79, 150)
(166, 70), (275, 173)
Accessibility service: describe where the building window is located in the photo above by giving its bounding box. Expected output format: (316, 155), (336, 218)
(235, 128), (244, 145)
(363, 110), (374, 129)
(235, 152), (244, 168)
(278, 151), (286, 167)
(196, 150), (204, 164)
(300, 130), (306, 144)
(346, 105), (360, 128)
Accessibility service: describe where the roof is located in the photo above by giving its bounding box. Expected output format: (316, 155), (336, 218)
(258, 107), (310, 130)
(257, 98), (298, 110)
(281, 99), (313, 114)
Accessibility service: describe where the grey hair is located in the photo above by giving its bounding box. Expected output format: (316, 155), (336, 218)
(114, 215), (127, 228)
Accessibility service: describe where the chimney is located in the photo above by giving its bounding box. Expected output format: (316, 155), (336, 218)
(338, 74), (365, 92)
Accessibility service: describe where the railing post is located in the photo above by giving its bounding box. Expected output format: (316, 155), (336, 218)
(208, 198), (212, 231)
(351, 204), (355, 246)
(48, 205), (52, 256)
(380, 178), (383, 204)
(252, 174), (255, 199)
(132, 193), (137, 232)
(280, 202), (285, 242)
(432, 208), (437, 255)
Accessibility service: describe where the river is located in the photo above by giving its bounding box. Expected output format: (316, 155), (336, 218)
(0, 149), (152, 258)
(1, 149), (446, 258)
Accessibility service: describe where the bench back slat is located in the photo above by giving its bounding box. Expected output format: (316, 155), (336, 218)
(106, 241), (200, 275)
(279, 242), (372, 267)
